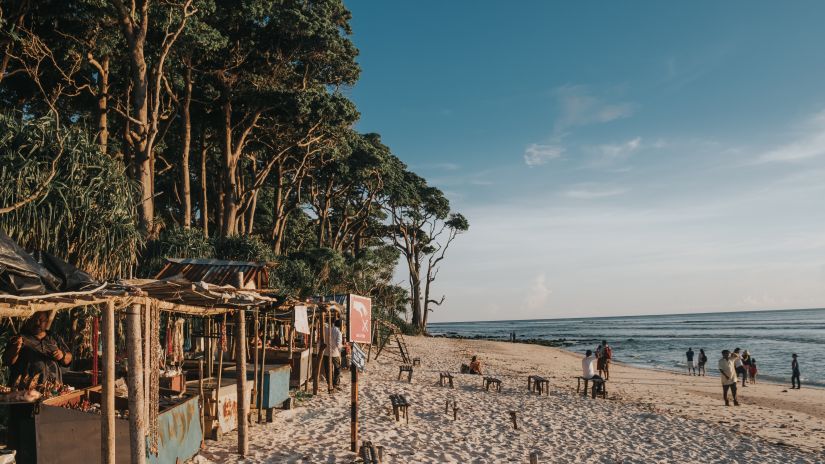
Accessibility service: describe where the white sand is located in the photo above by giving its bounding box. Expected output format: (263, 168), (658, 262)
(194, 336), (825, 463)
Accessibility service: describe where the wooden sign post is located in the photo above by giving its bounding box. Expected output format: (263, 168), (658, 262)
(348, 295), (371, 453)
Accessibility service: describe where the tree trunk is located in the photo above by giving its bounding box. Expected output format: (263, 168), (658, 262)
(129, 41), (153, 235)
(101, 300), (116, 464)
(199, 128), (209, 237)
(96, 56), (110, 155)
(221, 95), (239, 237)
(180, 63), (193, 229)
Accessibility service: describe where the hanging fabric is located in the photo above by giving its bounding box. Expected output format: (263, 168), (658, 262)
(171, 318), (185, 366)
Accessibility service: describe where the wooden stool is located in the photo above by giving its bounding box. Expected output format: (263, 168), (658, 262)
(398, 364), (413, 382)
(483, 376), (502, 392)
(577, 376), (608, 398)
(439, 372), (454, 388)
(529, 375), (549, 395)
(389, 394), (410, 423)
(412, 357), (421, 366)
(445, 399), (459, 420)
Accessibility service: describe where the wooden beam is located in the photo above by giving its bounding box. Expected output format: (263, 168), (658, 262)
(101, 300), (116, 464)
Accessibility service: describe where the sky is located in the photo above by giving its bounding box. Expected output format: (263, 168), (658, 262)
(345, 1), (825, 322)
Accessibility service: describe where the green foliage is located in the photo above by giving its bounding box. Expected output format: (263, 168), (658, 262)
(214, 235), (276, 262)
(140, 227), (215, 277)
(0, 112), (140, 278)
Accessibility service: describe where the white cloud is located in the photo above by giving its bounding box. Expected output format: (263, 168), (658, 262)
(524, 144), (564, 166)
(564, 186), (628, 199)
(553, 85), (636, 133)
(596, 137), (642, 158)
(524, 273), (552, 311)
(756, 110), (825, 163)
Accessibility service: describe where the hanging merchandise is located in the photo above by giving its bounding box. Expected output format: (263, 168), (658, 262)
(220, 319), (227, 352)
(171, 318), (185, 366)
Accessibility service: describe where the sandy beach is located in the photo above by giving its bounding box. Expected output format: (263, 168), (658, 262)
(195, 336), (825, 463)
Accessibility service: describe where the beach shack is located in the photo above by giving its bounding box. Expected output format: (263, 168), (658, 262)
(0, 235), (285, 463)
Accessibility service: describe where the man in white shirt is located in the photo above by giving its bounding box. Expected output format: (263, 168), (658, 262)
(323, 319), (343, 388)
(718, 350), (739, 406)
(582, 350), (598, 379)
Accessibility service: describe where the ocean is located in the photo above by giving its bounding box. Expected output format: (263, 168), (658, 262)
(428, 307), (824, 387)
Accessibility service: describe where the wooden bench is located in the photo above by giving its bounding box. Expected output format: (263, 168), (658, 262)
(389, 394), (410, 423)
(528, 375), (549, 395)
(577, 376), (607, 399)
(398, 364), (413, 382)
(412, 357), (421, 366)
(483, 376), (502, 392)
(439, 372), (454, 388)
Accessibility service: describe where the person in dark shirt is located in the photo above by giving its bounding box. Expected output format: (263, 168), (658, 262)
(3, 311), (73, 385)
(686, 347), (696, 376)
(2, 311), (73, 464)
(791, 354), (801, 389)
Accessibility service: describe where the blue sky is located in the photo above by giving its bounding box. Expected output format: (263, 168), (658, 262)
(347, 1), (825, 322)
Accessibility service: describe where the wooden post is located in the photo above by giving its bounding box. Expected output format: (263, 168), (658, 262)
(198, 359), (205, 447)
(234, 251), (248, 456)
(312, 311), (326, 395)
(206, 318), (213, 379)
(327, 309), (333, 393)
(529, 452), (539, 464)
(287, 324), (295, 366)
(350, 357), (358, 452)
(257, 312), (268, 424)
(214, 313), (227, 440)
(143, 299), (151, 428)
(252, 310), (259, 422)
(101, 300), (116, 464)
(92, 316), (99, 385)
(509, 411), (518, 430)
(235, 308), (249, 456)
(125, 303), (145, 464)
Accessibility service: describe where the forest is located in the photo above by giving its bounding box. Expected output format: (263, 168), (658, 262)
(0, 0), (467, 333)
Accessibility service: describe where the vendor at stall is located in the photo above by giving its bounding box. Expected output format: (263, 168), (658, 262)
(3, 310), (73, 385)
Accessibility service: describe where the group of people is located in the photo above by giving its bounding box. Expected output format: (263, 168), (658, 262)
(717, 348), (759, 406)
(581, 340), (613, 384)
(684, 347), (708, 376)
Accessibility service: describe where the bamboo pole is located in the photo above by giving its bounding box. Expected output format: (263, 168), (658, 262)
(126, 303), (146, 464)
(257, 312), (268, 424)
(235, 308), (249, 456)
(304, 307), (316, 391)
(101, 300), (116, 464)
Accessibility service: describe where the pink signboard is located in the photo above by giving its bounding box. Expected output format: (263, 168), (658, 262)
(348, 294), (372, 344)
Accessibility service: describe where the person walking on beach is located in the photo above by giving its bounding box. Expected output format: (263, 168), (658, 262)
(597, 340), (612, 380)
(698, 349), (708, 376)
(791, 354), (801, 389)
(742, 350), (752, 385)
(686, 347), (696, 375)
(719, 350), (739, 406)
(322, 319), (343, 389)
(748, 358), (758, 384)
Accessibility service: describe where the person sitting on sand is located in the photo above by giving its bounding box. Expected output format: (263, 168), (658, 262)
(698, 349), (708, 376)
(468, 355), (483, 375)
(686, 347), (696, 376)
(719, 350), (739, 406)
